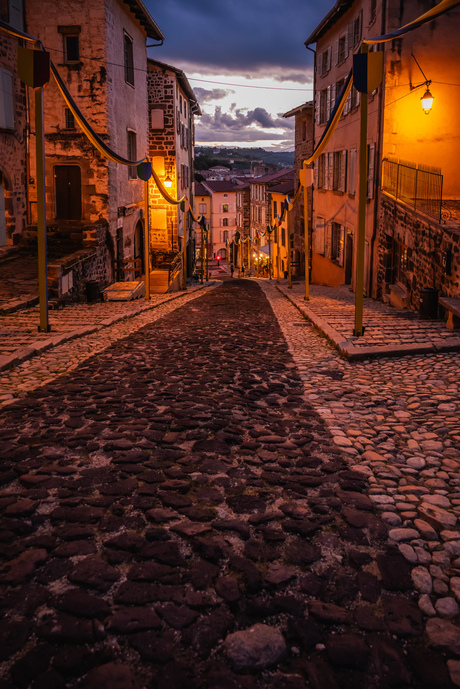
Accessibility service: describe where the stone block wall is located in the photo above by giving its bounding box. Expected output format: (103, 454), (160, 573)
(0, 33), (27, 245)
(376, 194), (460, 310)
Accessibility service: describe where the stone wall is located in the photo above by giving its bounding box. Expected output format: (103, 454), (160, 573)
(376, 194), (460, 310)
(147, 64), (177, 252)
(0, 32), (27, 245)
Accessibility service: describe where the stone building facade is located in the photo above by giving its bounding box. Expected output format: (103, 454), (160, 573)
(0, 0), (27, 247)
(236, 182), (250, 264)
(249, 169), (295, 244)
(24, 0), (163, 299)
(202, 180), (238, 261)
(147, 58), (200, 276)
(306, 0), (460, 309)
(283, 101), (314, 277)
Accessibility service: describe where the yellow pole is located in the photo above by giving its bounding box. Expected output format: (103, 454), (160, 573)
(276, 220), (280, 283)
(200, 226), (204, 284)
(205, 227), (209, 281)
(268, 230), (272, 279)
(287, 208), (292, 289)
(304, 168), (309, 301)
(354, 43), (368, 337)
(182, 211), (186, 291)
(248, 237), (251, 272)
(257, 235), (260, 277)
(35, 78), (50, 332)
(144, 179), (150, 301)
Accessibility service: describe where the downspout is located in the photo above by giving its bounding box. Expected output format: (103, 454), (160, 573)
(369, 0), (387, 299)
(307, 44), (316, 278)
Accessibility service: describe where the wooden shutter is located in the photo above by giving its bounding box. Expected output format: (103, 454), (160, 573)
(349, 149), (357, 194)
(315, 91), (320, 125)
(357, 10), (363, 43)
(313, 161), (318, 188)
(331, 82), (336, 109)
(333, 40), (339, 66)
(367, 143), (375, 199)
(327, 152), (333, 190)
(326, 46), (332, 72)
(347, 21), (354, 48)
(315, 217), (325, 254)
(338, 226), (345, 266)
(341, 150), (347, 192)
(0, 69), (14, 130)
(326, 85), (331, 121)
(325, 222), (332, 258)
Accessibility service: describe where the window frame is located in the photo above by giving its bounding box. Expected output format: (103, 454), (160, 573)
(127, 129), (137, 180)
(124, 31), (134, 87)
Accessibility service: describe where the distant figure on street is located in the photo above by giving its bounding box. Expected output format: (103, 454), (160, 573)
(230, 263), (234, 277)
(241, 265), (245, 277)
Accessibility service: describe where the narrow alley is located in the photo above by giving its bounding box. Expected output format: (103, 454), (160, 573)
(0, 279), (459, 688)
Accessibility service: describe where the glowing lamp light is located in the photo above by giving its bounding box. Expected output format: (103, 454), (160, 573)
(164, 175), (173, 188)
(421, 87), (434, 114)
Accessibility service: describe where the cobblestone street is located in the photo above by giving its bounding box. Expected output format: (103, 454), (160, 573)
(1, 279), (460, 688)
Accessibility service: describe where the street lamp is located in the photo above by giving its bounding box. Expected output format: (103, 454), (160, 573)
(421, 86), (434, 114)
(164, 175), (172, 188)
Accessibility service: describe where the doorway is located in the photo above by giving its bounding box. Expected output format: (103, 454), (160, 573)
(134, 221), (145, 277)
(54, 166), (81, 220)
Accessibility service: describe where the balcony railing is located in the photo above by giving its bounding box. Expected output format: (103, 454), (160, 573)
(381, 158), (443, 222)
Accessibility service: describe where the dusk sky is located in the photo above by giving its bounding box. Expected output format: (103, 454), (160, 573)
(146, 0), (335, 150)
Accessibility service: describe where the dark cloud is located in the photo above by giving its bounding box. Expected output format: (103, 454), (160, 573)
(195, 105), (294, 144)
(147, 0), (332, 73)
(193, 87), (235, 103)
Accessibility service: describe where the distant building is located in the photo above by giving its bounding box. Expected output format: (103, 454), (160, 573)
(193, 181), (211, 262)
(249, 169), (295, 248)
(283, 101), (314, 278)
(270, 178), (296, 279)
(202, 180), (238, 260)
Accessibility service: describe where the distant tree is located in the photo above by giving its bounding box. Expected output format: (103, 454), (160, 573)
(194, 172), (204, 182)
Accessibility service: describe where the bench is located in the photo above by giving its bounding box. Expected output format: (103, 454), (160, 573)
(439, 297), (460, 330)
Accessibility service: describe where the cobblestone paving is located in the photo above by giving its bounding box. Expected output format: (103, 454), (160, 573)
(0, 290), (209, 360)
(0, 279), (458, 688)
(0, 256), (38, 313)
(279, 284), (460, 351)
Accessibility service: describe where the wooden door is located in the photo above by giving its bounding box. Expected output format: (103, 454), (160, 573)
(54, 166), (81, 220)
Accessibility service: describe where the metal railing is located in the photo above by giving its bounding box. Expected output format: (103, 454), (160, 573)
(381, 158), (443, 222)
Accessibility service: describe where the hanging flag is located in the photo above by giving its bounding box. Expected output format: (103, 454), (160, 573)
(137, 161), (152, 181)
(353, 51), (384, 94)
(17, 46), (50, 88)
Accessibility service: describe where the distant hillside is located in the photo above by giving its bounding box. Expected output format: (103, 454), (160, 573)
(195, 146), (294, 169)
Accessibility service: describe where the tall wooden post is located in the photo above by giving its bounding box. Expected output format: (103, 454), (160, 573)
(144, 179), (150, 300)
(354, 43), (369, 336)
(276, 221), (280, 283)
(35, 71), (50, 331)
(303, 169), (310, 301)
(287, 209), (292, 289)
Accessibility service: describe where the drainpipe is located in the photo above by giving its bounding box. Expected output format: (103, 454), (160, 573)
(369, 0), (387, 299)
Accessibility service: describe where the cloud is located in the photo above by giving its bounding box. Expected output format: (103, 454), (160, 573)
(193, 87), (235, 104)
(147, 0), (331, 73)
(195, 105), (295, 145)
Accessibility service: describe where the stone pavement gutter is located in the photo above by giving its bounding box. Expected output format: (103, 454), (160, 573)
(0, 282), (214, 374)
(276, 283), (460, 360)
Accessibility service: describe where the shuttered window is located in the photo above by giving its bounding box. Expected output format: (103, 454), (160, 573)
(0, 69), (14, 130)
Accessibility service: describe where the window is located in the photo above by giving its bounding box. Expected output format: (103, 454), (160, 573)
(222, 204), (228, 213)
(5, 0), (24, 30)
(273, 200), (277, 216)
(258, 207), (262, 222)
(127, 130), (137, 179)
(222, 218), (228, 227)
(319, 89), (328, 124)
(301, 119), (307, 141)
(65, 108), (75, 129)
(0, 68), (14, 130)
(318, 46), (332, 76)
(58, 26), (81, 63)
(332, 150), (347, 192)
(331, 222), (344, 265)
(223, 230), (228, 241)
(317, 154), (327, 189)
(347, 11), (363, 49)
(370, 0), (377, 25)
(394, 239), (408, 283)
(124, 32), (134, 86)
(335, 34), (348, 65)
(199, 203), (207, 213)
(281, 227), (286, 247)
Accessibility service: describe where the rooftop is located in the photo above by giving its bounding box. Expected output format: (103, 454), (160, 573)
(124, 0), (164, 40)
(251, 168), (295, 185)
(194, 182), (210, 196)
(202, 180), (239, 193)
(283, 101), (314, 118)
(305, 0), (353, 46)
